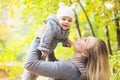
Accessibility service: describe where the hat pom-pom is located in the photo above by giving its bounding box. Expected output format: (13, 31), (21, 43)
(70, 4), (76, 10)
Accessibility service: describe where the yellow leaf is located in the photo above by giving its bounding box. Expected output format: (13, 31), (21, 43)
(8, 0), (20, 18)
(0, 24), (11, 40)
(79, 13), (86, 22)
(26, 0), (30, 5)
(9, 9), (14, 18)
(0, 2), (2, 13)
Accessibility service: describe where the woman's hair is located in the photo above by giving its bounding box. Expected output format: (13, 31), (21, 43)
(86, 39), (111, 80)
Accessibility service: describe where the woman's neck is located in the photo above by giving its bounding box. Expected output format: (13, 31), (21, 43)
(73, 52), (87, 61)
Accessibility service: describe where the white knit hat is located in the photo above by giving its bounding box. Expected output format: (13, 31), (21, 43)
(56, 2), (76, 20)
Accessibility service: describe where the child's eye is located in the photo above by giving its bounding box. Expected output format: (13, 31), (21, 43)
(69, 20), (72, 22)
(62, 18), (66, 20)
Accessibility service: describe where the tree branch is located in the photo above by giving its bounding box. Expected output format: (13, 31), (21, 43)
(77, 0), (95, 37)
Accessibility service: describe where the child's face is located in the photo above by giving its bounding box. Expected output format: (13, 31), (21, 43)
(58, 16), (72, 31)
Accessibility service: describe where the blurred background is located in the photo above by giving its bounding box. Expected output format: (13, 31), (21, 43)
(0, 0), (120, 80)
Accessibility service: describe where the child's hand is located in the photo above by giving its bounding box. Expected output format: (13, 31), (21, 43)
(41, 51), (48, 60)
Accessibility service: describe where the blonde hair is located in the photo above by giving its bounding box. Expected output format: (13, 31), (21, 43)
(86, 39), (110, 80)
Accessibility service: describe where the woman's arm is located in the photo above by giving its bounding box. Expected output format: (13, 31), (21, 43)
(24, 37), (79, 79)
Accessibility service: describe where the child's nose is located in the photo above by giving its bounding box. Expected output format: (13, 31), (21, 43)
(65, 20), (69, 24)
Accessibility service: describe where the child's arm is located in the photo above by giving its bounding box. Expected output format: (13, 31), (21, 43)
(37, 20), (57, 54)
(62, 30), (72, 48)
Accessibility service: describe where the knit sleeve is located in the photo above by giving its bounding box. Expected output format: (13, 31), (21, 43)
(61, 31), (70, 47)
(25, 60), (80, 79)
(37, 20), (57, 53)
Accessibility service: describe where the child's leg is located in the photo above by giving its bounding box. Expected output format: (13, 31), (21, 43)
(48, 52), (58, 80)
(48, 52), (58, 61)
(22, 70), (38, 80)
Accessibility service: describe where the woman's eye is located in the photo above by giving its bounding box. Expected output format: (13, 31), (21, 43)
(84, 39), (86, 42)
(85, 39), (88, 42)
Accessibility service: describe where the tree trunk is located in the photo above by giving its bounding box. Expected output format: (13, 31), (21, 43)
(105, 25), (112, 54)
(69, 0), (81, 37)
(114, 11), (120, 50)
(77, 0), (95, 37)
(114, 0), (120, 50)
(116, 28), (120, 50)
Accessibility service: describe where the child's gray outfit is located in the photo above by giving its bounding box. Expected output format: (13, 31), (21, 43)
(37, 14), (70, 54)
(24, 37), (87, 80)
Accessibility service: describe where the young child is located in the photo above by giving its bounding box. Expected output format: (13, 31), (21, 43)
(37, 2), (76, 60)
(22, 2), (76, 80)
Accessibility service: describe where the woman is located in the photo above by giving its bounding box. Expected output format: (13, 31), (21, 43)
(24, 36), (110, 80)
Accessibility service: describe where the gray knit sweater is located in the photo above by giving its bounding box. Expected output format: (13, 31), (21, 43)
(24, 37), (87, 80)
(37, 14), (70, 54)
(71, 57), (87, 80)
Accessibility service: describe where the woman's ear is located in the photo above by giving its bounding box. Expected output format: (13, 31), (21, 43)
(82, 51), (89, 57)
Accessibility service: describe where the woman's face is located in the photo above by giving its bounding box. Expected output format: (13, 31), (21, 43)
(73, 37), (96, 53)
